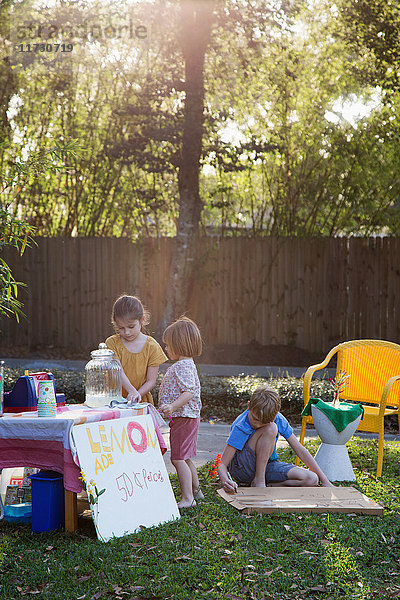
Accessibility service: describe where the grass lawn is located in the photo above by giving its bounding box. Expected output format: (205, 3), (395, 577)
(1, 439), (399, 600)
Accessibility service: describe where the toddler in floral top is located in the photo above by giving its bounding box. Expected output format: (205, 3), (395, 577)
(158, 317), (203, 508)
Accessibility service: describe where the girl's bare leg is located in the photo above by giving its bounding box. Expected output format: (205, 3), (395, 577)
(186, 459), (204, 499)
(172, 459), (196, 508)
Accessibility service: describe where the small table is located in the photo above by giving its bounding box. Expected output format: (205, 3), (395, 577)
(0, 403), (166, 531)
(302, 398), (364, 482)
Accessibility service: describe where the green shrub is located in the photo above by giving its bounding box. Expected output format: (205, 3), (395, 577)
(199, 373), (333, 422)
(3, 367), (333, 422)
(4, 368), (85, 404)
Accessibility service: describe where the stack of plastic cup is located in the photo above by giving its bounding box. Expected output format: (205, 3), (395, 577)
(37, 381), (57, 417)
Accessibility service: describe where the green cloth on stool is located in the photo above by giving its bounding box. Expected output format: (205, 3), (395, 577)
(301, 398), (364, 432)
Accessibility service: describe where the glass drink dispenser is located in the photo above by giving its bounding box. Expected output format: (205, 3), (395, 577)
(85, 343), (122, 408)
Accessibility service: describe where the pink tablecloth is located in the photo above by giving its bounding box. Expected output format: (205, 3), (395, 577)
(0, 404), (167, 493)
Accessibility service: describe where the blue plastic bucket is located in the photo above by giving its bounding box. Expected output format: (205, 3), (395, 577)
(30, 471), (64, 532)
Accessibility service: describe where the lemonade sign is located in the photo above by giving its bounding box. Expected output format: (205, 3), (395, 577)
(72, 414), (179, 541)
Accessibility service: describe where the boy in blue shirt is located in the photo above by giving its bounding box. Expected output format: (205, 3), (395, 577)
(218, 386), (333, 492)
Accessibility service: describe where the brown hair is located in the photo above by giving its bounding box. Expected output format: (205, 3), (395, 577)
(249, 386), (281, 424)
(162, 317), (202, 358)
(111, 295), (150, 328)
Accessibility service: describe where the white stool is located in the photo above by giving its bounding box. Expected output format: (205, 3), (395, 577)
(311, 405), (362, 482)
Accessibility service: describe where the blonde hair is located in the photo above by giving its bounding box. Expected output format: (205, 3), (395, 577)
(249, 386), (281, 424)
(162, 317), (202, 358)
(112, 295), (150, 328)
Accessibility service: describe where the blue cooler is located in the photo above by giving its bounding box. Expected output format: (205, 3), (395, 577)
(4, 503), (32, 524)
(30, 471), (64, 532)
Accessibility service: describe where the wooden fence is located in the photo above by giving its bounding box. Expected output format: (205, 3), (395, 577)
(1, 237), (400, 354)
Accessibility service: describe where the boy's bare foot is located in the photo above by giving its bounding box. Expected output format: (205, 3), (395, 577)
(193, 487), (204, 500)
(178, 497), (196, 509)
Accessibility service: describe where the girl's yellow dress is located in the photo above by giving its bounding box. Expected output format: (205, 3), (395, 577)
(106, 335), (167, 405)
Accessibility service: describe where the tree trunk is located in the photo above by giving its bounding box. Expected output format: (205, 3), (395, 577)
(156, 0), (215, 337)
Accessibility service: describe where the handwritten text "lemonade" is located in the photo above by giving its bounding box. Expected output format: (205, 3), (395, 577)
(85, 420), (157, 475)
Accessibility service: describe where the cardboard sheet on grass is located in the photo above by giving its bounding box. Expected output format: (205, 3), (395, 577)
(217, 487), (383, 515)
(73, 414), (179, 541)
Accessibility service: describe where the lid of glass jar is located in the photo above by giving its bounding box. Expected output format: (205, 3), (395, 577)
(90, 342), (115, 359)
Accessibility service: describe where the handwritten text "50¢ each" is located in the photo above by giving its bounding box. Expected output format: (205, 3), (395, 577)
(116, 469), (164, 502)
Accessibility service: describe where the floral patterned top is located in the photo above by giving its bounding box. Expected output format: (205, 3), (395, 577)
(158, 358), (201, 419)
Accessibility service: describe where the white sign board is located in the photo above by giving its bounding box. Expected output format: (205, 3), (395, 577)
(72, 414), (180, 541)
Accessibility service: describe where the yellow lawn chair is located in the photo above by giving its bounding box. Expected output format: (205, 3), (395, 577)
(296, 339), (400, 477)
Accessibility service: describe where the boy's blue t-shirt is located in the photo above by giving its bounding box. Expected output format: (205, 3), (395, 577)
(227, 409), (293, 462)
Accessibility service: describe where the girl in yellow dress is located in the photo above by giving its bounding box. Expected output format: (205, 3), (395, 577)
(106, 295), (167, 405)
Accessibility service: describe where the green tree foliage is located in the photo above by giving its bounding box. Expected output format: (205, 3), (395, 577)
(339, 0), (400, 95)
(201, 0), (400, 235)
(0, 205), (32, 321)
(1, 0), (185, 237)
(0, 140), (80, 320)
(1, 0), (399, 240)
